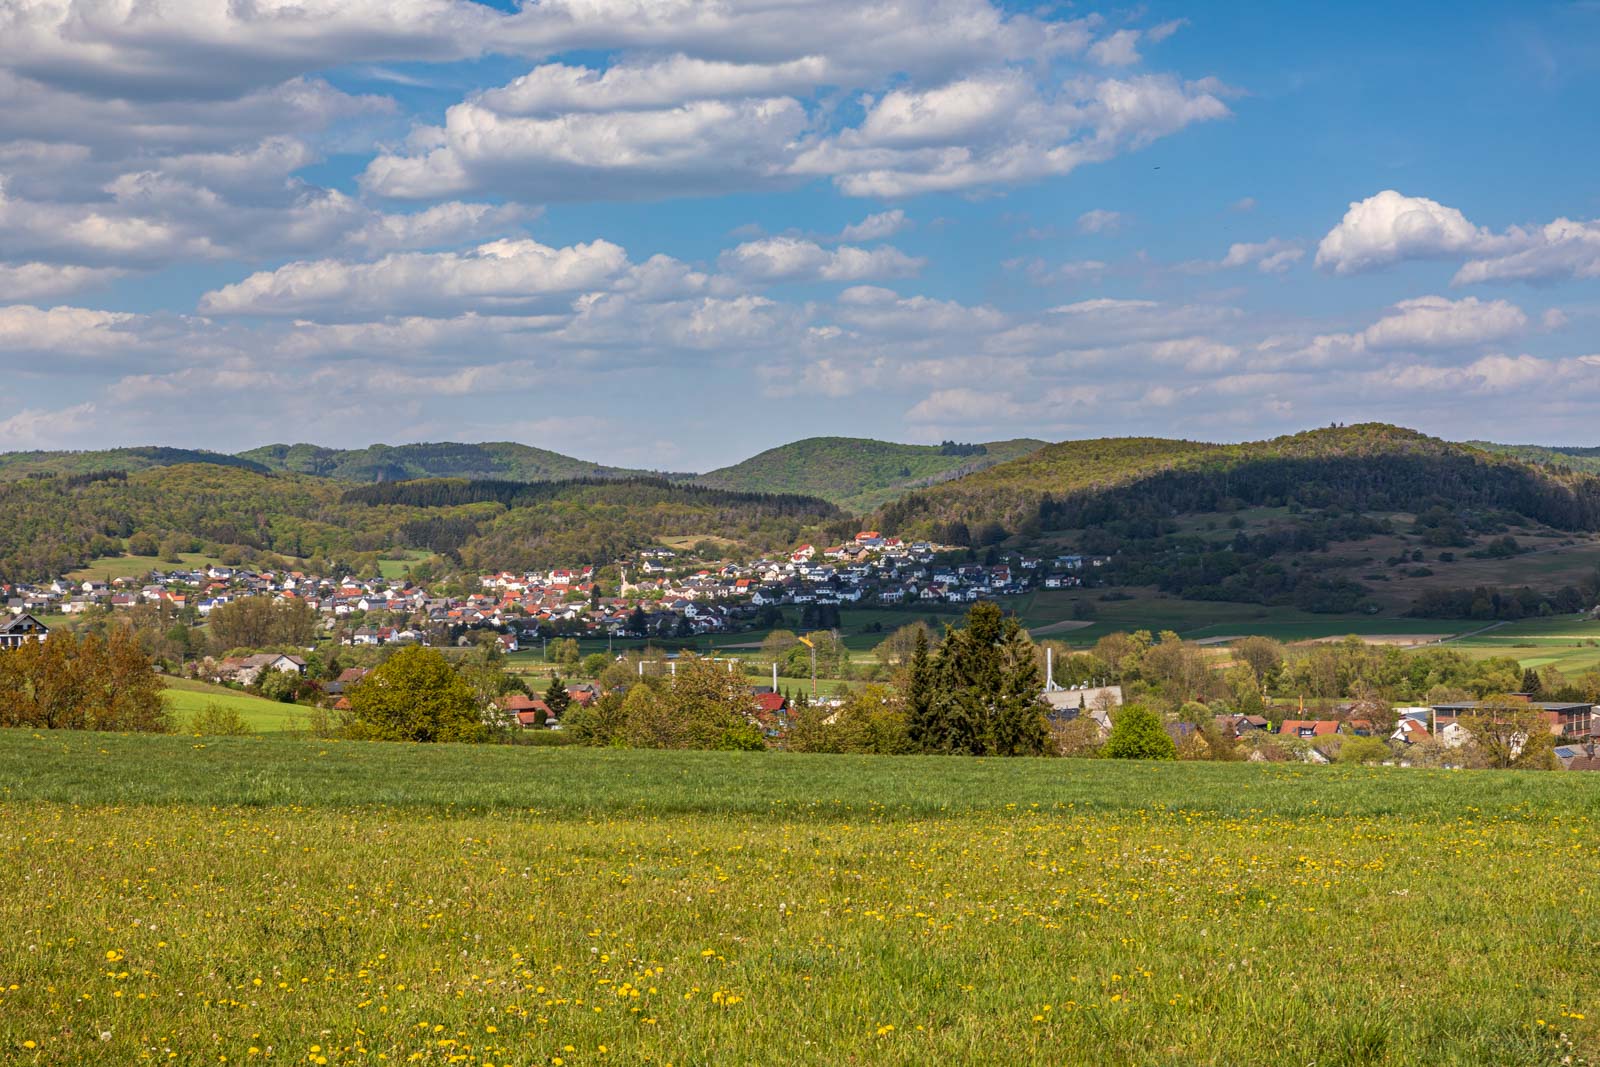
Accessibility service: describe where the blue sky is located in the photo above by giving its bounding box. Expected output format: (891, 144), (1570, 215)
(0, 0), (1597, 471)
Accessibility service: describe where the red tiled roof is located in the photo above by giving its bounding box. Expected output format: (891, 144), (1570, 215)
(1278, 719), (1340, 736)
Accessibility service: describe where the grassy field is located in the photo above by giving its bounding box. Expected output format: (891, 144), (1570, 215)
(1447, 616), (1600, 673)
(64, 552), (223, 583)
(999, 591), (1480, 645)
(1, 733), (1598, 1066)
(162, 677), (310, 732)
(377, 551), (431, 580)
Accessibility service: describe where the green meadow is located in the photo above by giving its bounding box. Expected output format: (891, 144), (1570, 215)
(1447, 616), (1600, 673)
(162, 677), (310, 732)
(2, 732), (1598, 1066)
(63, 552), (222, 584)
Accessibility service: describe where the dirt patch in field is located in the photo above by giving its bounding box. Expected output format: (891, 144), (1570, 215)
(1194, 633), (1449, 647)
(1298, 634), (1450, 647)
(1027, 619), (1096, 637)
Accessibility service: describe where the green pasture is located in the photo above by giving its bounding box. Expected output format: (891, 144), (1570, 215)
(1, 734), (1598, 1065)
(63, 552), (222, 584)
(161, 677), (309, 732)
(1445, 615), (1600, 672)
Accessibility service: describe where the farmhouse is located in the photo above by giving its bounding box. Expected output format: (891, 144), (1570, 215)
(217, 653), (307, 686)
(1278, 720), (1341, 739)
(0, 613), (49, 650)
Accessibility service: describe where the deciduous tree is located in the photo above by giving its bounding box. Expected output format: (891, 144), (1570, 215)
(1104, 704), (1176, 760)
(344, 646), (486, 743)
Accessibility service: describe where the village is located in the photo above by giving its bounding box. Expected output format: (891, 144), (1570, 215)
(4, 529), (1599, 768)
(0, 531), (1107, 648)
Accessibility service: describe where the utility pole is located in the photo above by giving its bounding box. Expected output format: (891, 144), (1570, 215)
(797, 633), (817, 701)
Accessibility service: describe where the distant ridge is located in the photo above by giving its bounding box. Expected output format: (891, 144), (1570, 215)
(0, 446), (270, 480)
(693, 436), (1048, 512)
(237, 441), (665, 484)
(0, 436), (1048, 510)
(876, 424), (1600, 540)
(1468, 441), (1600, 475)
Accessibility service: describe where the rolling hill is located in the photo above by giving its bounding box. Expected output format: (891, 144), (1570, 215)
(0, 438), (1046, 508)
(0, 464), (845, 582)
(870, 424), (1600, 617)
(693, 436), (1047, 512)
(1469, 441), (1600, 475)
(238, 441), (667, 483)
(0, 446), (270, 481)
(878, 424), (1600, 541)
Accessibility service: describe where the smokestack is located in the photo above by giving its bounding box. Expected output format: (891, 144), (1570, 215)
(773, 662), (778, 692)
(1046, 646), (1057, 691)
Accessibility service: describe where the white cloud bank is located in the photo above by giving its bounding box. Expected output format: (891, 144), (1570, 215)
(1316, 189), (1600, 284)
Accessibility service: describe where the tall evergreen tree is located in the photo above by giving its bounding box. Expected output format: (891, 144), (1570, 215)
(627, 605), (649, 636)
(992, 619), (1051, 755)
(925, 603), (995, 755)
(905, 626), (936, 751)
(919, 602), (1050, 756)
(544, 674), (572, 721)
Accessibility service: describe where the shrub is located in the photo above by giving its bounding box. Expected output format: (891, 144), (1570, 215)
(1104, 705), (1177, 760)
(1338, 735), (1391, 765)
(188, 703), (254, 736)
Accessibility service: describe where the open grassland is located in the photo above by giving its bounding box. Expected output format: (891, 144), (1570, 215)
(2, 734), (1599, 1066)
(64, 552), (225, 584)
(1448, 616), (1600, 673)
(999, 590), (1479, 646)
(377, 552), (431, 580)
(161, 678), (308, 732)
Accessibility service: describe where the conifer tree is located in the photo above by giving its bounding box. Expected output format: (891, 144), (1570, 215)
(905, 626), (937, 751)
(992, 619), (1050, 755)
(544, 674), (572, 721)
(926, 605), (993, 753)
(920, 602), (1048, 756)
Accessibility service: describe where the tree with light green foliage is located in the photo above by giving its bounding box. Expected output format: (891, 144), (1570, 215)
(1338, 735), (1392, 764)
(344, 646), (487, 743)
(1104, 704), (1176, 760)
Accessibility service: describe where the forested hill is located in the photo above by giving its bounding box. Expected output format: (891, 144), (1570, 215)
(0, 465), (844, 582)
(876, 424), (1600, 544)
(1468, 441), (1600, 475)
(0, 446), (271, 480)
(237, 441), (666, 483)
(693, 437), (1047, 512)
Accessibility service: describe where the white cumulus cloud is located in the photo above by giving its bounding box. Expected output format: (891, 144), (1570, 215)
(200, 238), (634, 318)
(720, 237), (925, 283)
(1315, 190), (1489, 274)
(1359, 295), (1528, 351)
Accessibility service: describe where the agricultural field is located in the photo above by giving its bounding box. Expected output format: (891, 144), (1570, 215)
(162, 677), (309, 732)
(2, 733), (1598, 1065)
(1448, 616), (1600, 673)
(998, 590), (1480, 646)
